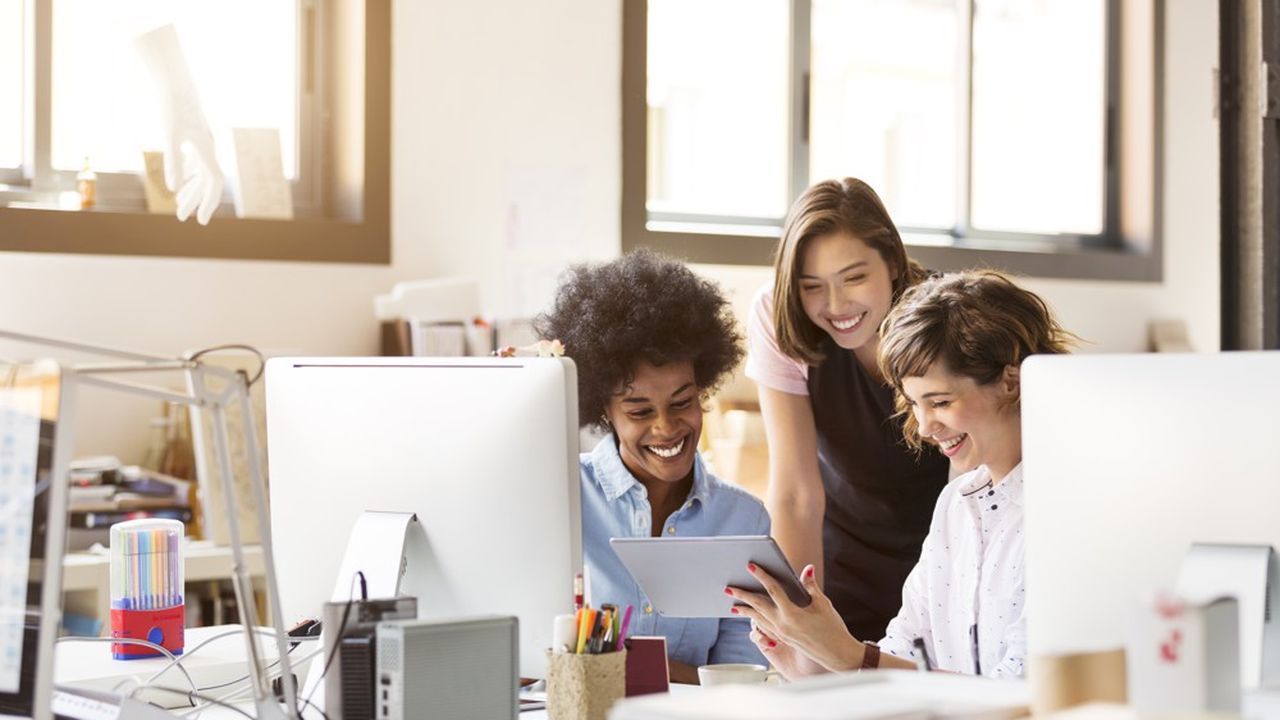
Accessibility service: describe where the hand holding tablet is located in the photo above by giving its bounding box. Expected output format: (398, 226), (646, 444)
(608, 536), (811, 618)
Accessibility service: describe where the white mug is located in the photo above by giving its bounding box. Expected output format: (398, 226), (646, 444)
(697, 663), (776, 686)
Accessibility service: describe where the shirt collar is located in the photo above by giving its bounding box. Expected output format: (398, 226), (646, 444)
(959, 462), (1024, 508)
(589, 435), (711, 506)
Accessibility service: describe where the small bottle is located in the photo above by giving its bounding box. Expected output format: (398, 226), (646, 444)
(76, 157), (97, 210)
(159, 404), (196, 481)
(140, 407), (172, 472)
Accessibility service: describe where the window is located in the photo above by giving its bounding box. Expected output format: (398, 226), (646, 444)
(623, 0), (1161, 281)
(50, 1), (298, 184)
(0, 0), (22, 175)
(0, 0), (390, 264)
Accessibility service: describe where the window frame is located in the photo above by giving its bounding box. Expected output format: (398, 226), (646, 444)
(0, 0), (390, 264)
(622, 0), (1163, 281)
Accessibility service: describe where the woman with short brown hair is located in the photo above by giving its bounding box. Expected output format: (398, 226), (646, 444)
(733, 270), (1074, 677)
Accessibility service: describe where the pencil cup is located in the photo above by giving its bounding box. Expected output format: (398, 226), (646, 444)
(546, 649), (627, 720)
(109, 519), (185, 659)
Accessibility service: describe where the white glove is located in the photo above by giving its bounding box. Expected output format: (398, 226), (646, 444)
(134, 24), (224, 225)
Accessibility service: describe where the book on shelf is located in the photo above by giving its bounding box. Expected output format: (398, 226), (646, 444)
(67, 507), (194, 550)
(70, 506), (194, 529)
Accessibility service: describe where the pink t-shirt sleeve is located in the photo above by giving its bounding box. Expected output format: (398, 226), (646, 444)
(744, 285), (810, 396)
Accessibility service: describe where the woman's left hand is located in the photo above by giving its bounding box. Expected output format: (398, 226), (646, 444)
(727, 563), (863, 672)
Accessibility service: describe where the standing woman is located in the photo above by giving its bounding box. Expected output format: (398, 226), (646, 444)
(745, 178), (949, 641)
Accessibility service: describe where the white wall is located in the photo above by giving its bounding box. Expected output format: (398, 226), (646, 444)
(0, 0), (1216, 459)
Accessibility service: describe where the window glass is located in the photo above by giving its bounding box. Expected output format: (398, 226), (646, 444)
(809, 0), (958, 229)
(647, 0), (790, 219)
(51, 0), (297, 178)
(970, 0), (1105, 234)
(0, 0), (23, 169)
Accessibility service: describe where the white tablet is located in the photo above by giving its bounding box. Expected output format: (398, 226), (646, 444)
(609, 535), (811, 618)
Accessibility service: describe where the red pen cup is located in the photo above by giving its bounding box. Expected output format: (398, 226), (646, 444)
(109, 519), (185, 659)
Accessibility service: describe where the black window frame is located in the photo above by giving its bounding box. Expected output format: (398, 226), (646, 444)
(622, 0), (1163, 281)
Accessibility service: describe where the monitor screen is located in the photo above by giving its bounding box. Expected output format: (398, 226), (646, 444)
(0, 361), (66, 719)
(1022, 352), (1280, 688)
(265, 357), (582, 679)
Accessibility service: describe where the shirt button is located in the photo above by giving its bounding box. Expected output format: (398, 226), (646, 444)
(645, 605), (653, 614)
(991, 504), (998, 511)
(667, 526), (675, 535)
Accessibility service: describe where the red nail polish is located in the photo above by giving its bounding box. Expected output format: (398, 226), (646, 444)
(805, 566), (815, 579)
(768, 641), (777, 649)
(747, 562), (757, 572)
(724, 587), (733, 595)
(730, 607), (739, 614)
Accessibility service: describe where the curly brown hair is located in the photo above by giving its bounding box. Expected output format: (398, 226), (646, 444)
(534, 249), (744, 431)
(877, 270), (1077, 450)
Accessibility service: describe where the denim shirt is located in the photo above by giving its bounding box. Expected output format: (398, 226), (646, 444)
(580, 436), (771, 668)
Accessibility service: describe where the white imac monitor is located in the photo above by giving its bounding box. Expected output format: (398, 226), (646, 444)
(265, 357), (582, 678)
(1022, 352), (1280, 687)
(0, 362), (71, 720)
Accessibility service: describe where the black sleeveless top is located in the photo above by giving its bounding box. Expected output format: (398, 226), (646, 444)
(806, 337), (949, 641)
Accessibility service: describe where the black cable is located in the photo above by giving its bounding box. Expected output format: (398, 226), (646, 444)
(144, 686), (256, 719)
(187, 344), (267, 386)
(302, 573), (362, 710)
(298, 694), (333, 720)
(357, 570), (368, 601)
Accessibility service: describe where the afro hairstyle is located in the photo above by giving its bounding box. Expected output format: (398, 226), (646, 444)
(534, 249), (744, 431)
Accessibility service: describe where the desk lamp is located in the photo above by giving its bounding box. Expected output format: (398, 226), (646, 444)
(0, 329), (299, 720)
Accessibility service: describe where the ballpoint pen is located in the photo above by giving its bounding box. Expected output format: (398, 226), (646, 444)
(615, 605), (633, 651)
(970, 624), (982, 675)
(912, 637), (934, 672)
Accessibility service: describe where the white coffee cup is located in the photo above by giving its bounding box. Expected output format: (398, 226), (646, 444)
(697, 662), (774, 686)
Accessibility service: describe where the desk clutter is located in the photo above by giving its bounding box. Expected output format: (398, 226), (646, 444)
(373, 276), (539, 357)
(546, 603), (630, 720)
(67, 456), (194, 550)
(108, 519), (185, 659)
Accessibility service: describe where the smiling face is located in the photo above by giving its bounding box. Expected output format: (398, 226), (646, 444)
(604, 360), (702, 486)
(900, 362), (1022, 479)
(797, 232), (897, 353)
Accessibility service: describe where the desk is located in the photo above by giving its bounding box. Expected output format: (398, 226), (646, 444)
(55, 624), (691, 719)
(61, 542), (266, 631)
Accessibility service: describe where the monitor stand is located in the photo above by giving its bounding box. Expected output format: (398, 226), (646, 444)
(1178, 543), (1280, 689)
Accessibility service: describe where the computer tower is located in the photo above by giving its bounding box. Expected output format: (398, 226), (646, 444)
(321, 596), (417, 720)
(375, 616), (518, 720)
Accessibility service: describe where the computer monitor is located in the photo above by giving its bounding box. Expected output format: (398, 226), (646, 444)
(0, 361), (72, 720)
(1022, 352), (1280, 688)
(265, 357), (582, 678)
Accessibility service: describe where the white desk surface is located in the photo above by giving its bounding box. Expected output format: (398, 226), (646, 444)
(56, 624), (291, 714)
(55, 622), (693, 719)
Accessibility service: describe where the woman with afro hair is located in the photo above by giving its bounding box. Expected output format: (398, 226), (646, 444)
(536, 249), (771, 683)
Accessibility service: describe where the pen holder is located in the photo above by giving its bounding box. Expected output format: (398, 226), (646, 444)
(109, 519), (185, 659)
(546, 649), (627, 720)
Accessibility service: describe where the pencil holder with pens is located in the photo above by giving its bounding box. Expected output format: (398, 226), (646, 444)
(109, 519), (184, 660)
(546, 649), (627, 720)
